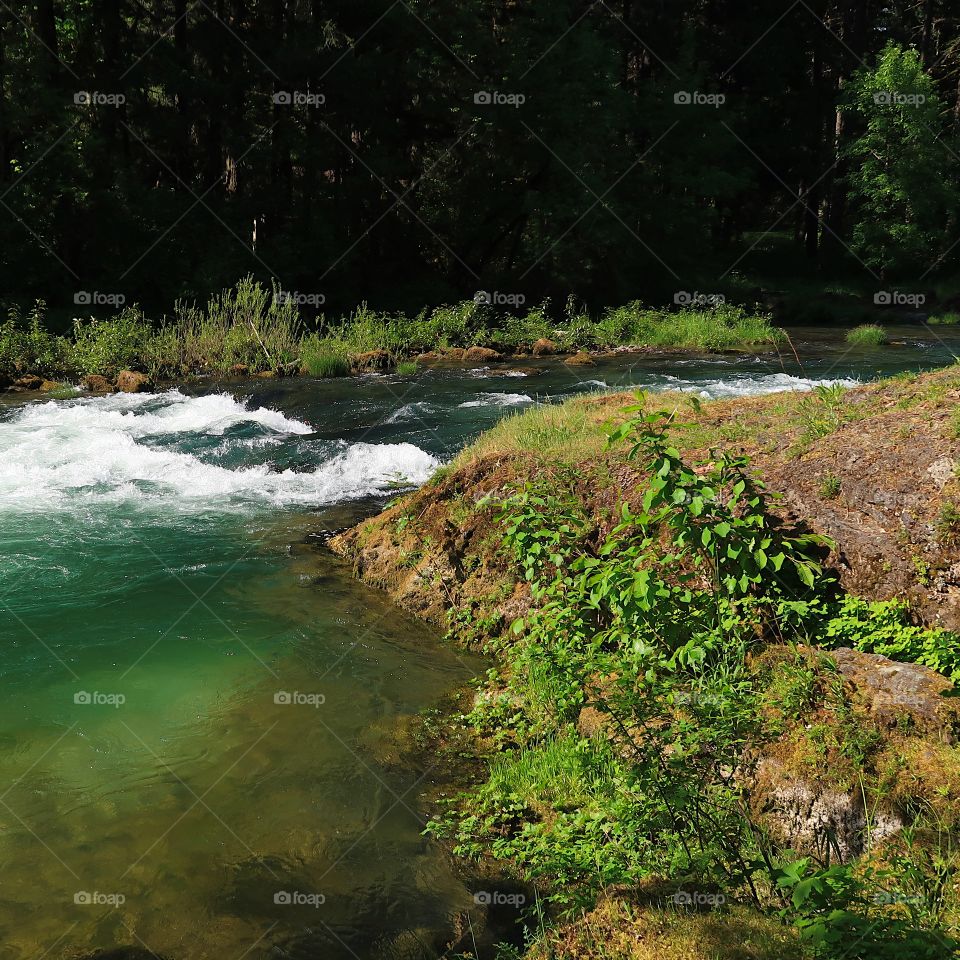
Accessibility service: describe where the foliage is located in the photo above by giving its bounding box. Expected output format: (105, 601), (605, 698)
(0, 282), (784, 382)
(775, 859), (958, 959)
(846, 324), (887, 346)
(434, 398), (832, 900)
(843, 43), (959, 276)
(816, 596), (960, 683)
(0, 301), (69, 378)
(70, 308), (155, 377)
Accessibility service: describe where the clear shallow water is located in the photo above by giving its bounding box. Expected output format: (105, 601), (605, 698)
(0, 324), (958, 959)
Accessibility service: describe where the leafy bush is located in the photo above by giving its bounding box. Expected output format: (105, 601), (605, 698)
(436, 398), (831, 900)
(818, 596), (960, 682)
(776, 859), (958, 960)
(70, 308), (154, 376)
(0, 301), (70, 377)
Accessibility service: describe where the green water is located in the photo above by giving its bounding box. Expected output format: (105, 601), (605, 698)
(2, 328), (960, 958)
(0, 509), (479, 958)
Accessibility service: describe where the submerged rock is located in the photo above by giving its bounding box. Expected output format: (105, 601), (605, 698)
(12, 374), (44, 390)
(564, 350), (595, 366)
(116, 370), (153, 393)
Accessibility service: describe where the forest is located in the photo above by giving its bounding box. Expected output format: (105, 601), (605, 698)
(2, 0), (959, 318)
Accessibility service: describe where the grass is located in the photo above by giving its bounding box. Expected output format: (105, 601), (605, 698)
(299, 335), (351, 377)
(452, 397), (613, 467)
(1, 281), (785, 385)
(846, 323), (888, 346)
(929, 312), (960, 326)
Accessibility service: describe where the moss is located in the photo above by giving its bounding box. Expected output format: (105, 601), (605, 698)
(525, 897), (805, 960)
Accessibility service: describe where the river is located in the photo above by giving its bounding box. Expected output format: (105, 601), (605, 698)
(0, 326), (957, 958)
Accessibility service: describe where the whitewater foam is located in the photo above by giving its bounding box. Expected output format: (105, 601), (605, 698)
(650, 373), (859, 400)
(458, 392), (534, 408)
(0, 391), (439, 512)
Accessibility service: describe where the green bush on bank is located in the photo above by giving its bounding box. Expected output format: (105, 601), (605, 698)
(0, 280), (784, 384)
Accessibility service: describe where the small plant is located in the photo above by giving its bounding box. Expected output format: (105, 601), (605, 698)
(796, 383), (852, 443)
(820, 472), (842, 499)
(71, 307), (154, 377)
(846, 324), (887, 346)
(936, 500), (960, 545)
(928, 312), (960, 326)
(395, 360), (418, 376)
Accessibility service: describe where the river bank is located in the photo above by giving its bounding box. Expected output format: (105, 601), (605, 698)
(331, 366), (960, 958)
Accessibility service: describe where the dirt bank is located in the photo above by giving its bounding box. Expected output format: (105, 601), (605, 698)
(331, 365), (960, 635)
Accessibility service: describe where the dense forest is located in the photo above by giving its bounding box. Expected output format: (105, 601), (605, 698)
(2, 1), (960, 315)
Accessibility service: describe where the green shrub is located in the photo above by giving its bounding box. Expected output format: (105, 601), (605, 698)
(928, 312), (960, 326)
(395, 360), (418, 376)
(70, 307), (154, 376)
(819, 596), (960, 682)
(846, 323), (887, 346)
(0, 301), (70, 377)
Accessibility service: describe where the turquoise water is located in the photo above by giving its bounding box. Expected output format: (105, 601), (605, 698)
(1, 328), (958, 958)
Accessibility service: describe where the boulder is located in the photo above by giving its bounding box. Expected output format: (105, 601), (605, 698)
(350, 349), (392, 373)
(39, 380), (60, 392)
(464, 346), (503, 363)
(564, 350), (595, 366)
(115, 370), (153, 393)
(751, 757), (903, 862)
(13, 374), (44, 391)
(82, 374), (115, 394)
(229, 363), (249, 376)
(415, 351), (441, 364)
(442, 347), (468, 362)
(830, 646), (960, 738)
(532, 337), (558, 356)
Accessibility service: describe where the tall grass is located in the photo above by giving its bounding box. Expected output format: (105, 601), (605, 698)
(0, 281), (784, 383)
(846, 323), (887, 346)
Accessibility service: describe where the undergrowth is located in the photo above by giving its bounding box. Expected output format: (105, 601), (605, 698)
(428, 395), (960, 960)
(0, 283), (783, 383)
